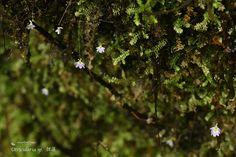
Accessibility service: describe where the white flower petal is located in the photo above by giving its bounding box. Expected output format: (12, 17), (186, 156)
(55, 27), (63, 34)
(74, 59), (85, 69)
(41, 88), (49, 96)
(26, 20), (35, 30)
(96, 46), (105, 53)
(166, 140), (174, 147)
(210, 124), (221, 137)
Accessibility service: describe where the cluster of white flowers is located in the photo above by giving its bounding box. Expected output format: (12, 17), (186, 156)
(26, 20), (64, 36)
(74, 45), (105, 69)
(27, 23), (107, 94)
(26, 20), (105, 69)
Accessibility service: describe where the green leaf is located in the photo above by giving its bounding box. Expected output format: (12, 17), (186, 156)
(205, 112), (214, 121)
(113, 49), (130, 65)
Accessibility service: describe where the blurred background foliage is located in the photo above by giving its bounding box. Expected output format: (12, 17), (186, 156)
(0, 0), (236, 156)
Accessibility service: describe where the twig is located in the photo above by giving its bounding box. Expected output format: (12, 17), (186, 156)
(32, 22), (67, 50)
(57, 0), (72, 26)
(1, 14), (6, 51)
(97, 141), (115, 157)
(152, 58), (159, 120)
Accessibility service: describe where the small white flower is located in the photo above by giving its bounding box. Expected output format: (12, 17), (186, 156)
(210, 124), (221, 137)
(146, 117), (153, 124)
(96, 45), (105, 53)
(166, 140), (174, 147)
(55, 27), (63, 34)
(41, 88), (49, 96)
(26, 20), (35, 30)
(74, 59), (85, 69)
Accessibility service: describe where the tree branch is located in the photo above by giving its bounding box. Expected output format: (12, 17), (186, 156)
(32, 22), (67, 50)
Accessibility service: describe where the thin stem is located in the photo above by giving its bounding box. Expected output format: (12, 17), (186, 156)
(58, 0), (72, 26)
